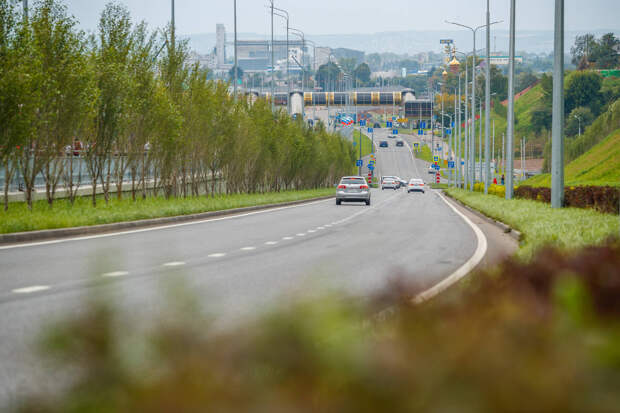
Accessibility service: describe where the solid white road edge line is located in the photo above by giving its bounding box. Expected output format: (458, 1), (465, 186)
(411, 191), (488, 304)
(0, 198), (333, 251)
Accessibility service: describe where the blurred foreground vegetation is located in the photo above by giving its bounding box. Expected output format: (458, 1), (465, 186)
(17, 239), (620, 412)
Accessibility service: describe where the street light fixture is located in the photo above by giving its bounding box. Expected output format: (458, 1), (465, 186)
(574, 114), (582, 137)
(446, 18), (502, 191)
(272, 8), (290, 101)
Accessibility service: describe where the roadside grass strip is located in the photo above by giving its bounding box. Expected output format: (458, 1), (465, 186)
(445, 188), (619, 260)
(0, 188), (334, 235)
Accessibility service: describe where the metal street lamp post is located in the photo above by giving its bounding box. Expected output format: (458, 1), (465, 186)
(574, 114), (582, 137)
(273, 7), (290, 107)
(506, 0), (516, 199)
(551, 0), (565, 208)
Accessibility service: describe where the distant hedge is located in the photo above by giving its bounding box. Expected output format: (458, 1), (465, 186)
(515, 185), (619, 214)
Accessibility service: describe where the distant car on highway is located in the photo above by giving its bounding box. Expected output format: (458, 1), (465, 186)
(396, 140), (404, 147)
(428, 166), (436, 174)
(336, 176), (370, 206)
(379, 141), (388, 148)
(407, 178), (426, 193)
(381, 178), (398, 190)
(382, 175), (404, 189)
(373, 122), (381, 128)
(388, 135), (395, 139)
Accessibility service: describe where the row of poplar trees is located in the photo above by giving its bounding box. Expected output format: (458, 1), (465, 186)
(0, 0), (356, 210)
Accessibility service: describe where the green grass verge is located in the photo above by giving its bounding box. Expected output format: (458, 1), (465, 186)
(414, 144), (433, 163)
(354, 130), (374, 158)
(524, 128), (620, 187)
(0, 188), (335, 234)
(444, 187), (619, 260)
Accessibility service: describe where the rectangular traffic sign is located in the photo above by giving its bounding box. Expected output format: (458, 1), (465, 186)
(418, 129), (423, 135)
(356, 159), (363, 167)
(421, 121), (426, 129)
(386, 121), (393, 128)
(392, 116), (397, 121)
(359, 119), (366, 126)
(433, 156), (439, 162)
(367, 127), (373, 133)
(368, 165), (375, 170)
(413, 143), (419, 147)
(448, 161), (455, 168)
(392, 129), (398, 135)
(446, 129), (451, 135)
(440, 39), (453, 44)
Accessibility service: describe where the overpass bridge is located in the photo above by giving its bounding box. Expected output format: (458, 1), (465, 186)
(246, 89), (433, 121)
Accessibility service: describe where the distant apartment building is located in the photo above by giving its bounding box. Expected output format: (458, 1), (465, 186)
(216, 24), (226, 68)
(314, 47), (332, 70)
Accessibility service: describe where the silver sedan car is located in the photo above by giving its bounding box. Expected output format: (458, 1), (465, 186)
(407, 178), (426, 193)
(336, 176), (371, 206)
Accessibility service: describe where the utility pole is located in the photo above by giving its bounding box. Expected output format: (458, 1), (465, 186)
(233, 0), (238, 99)
(506, 0), (516, 199)
(270, 1), (275, 111)
(492, 120), (495, 182)
(484, 0), (491, 194)
(551, 0), (565, 208)
(22, 0), (28, 21)
(171, 0), (175, 52)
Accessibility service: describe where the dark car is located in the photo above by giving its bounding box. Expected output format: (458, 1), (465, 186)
(379, 141), (388, 148)
(396, 140), (404, 147)
(388, 135), (395, 139)
(373, 122), (381, 128)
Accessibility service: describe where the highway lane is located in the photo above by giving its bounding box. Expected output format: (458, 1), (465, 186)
(0, 138), (479, 405)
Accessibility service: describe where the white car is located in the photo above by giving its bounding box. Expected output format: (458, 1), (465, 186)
(381, 178), (398, 190)
(407, 178), (426, 193)
(382, 175), (403, 189)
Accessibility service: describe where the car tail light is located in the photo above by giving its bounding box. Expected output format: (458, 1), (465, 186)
(360, 185), (369, 189)
(338, 185), (346, 189)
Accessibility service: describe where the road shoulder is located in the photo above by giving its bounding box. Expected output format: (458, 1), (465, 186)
(440, 191), (519, 269)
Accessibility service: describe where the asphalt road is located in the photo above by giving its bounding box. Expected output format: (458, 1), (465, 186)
(0, 131), (479, 406)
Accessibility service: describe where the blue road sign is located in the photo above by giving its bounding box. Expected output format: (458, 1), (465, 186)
(392, 116), (397, 121)
(451, 121), (455, 128)
(392, 129), (398, 135)
(433, 156), (439, 162)
(414, 143), (419, 147)
(418, 129), (423, 135)
(368, 165), (375, 171)
(356, 159), (363, 167)
(421, 121), (426, 129)
(386, 121), (393, 128)
(446, 129), (452, 135)
(367, 127), (373, 133)
(353, 141), (357, 146)
(360, 119), (366, 126)
(448, 161), (455, 168)
(461, 161), (465, 165)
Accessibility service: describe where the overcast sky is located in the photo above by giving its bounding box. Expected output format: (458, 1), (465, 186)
(68, 0), (618, 38)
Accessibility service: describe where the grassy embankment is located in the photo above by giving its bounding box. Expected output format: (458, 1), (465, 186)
(0, 188), (334, 234)
(445, 187), (619, 260)
(354, 130), (374, 158)
(525, 128), (620, 187)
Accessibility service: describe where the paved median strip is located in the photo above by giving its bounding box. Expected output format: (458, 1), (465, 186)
(12, 285), (51, 294)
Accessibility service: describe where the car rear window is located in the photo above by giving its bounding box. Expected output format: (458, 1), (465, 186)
(341, 178), (365, 184)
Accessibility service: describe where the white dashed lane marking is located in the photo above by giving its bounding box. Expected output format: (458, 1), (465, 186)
(296, 233), (306, 237)
(265, 241), (278, 245)
(163, 261), (186, 267)
(241, 247), (256, 251)
(282, 237), (293, 240)
(12, 285), (50, 294)
(208, 253), (226, 258)
(102, 271), (129, 278)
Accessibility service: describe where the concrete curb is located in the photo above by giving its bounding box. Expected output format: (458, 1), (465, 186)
(0, 195), (335, 246)
(441, 191), (523, 242)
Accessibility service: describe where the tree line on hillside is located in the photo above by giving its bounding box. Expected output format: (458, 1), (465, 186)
(0, 0), (356, 211)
